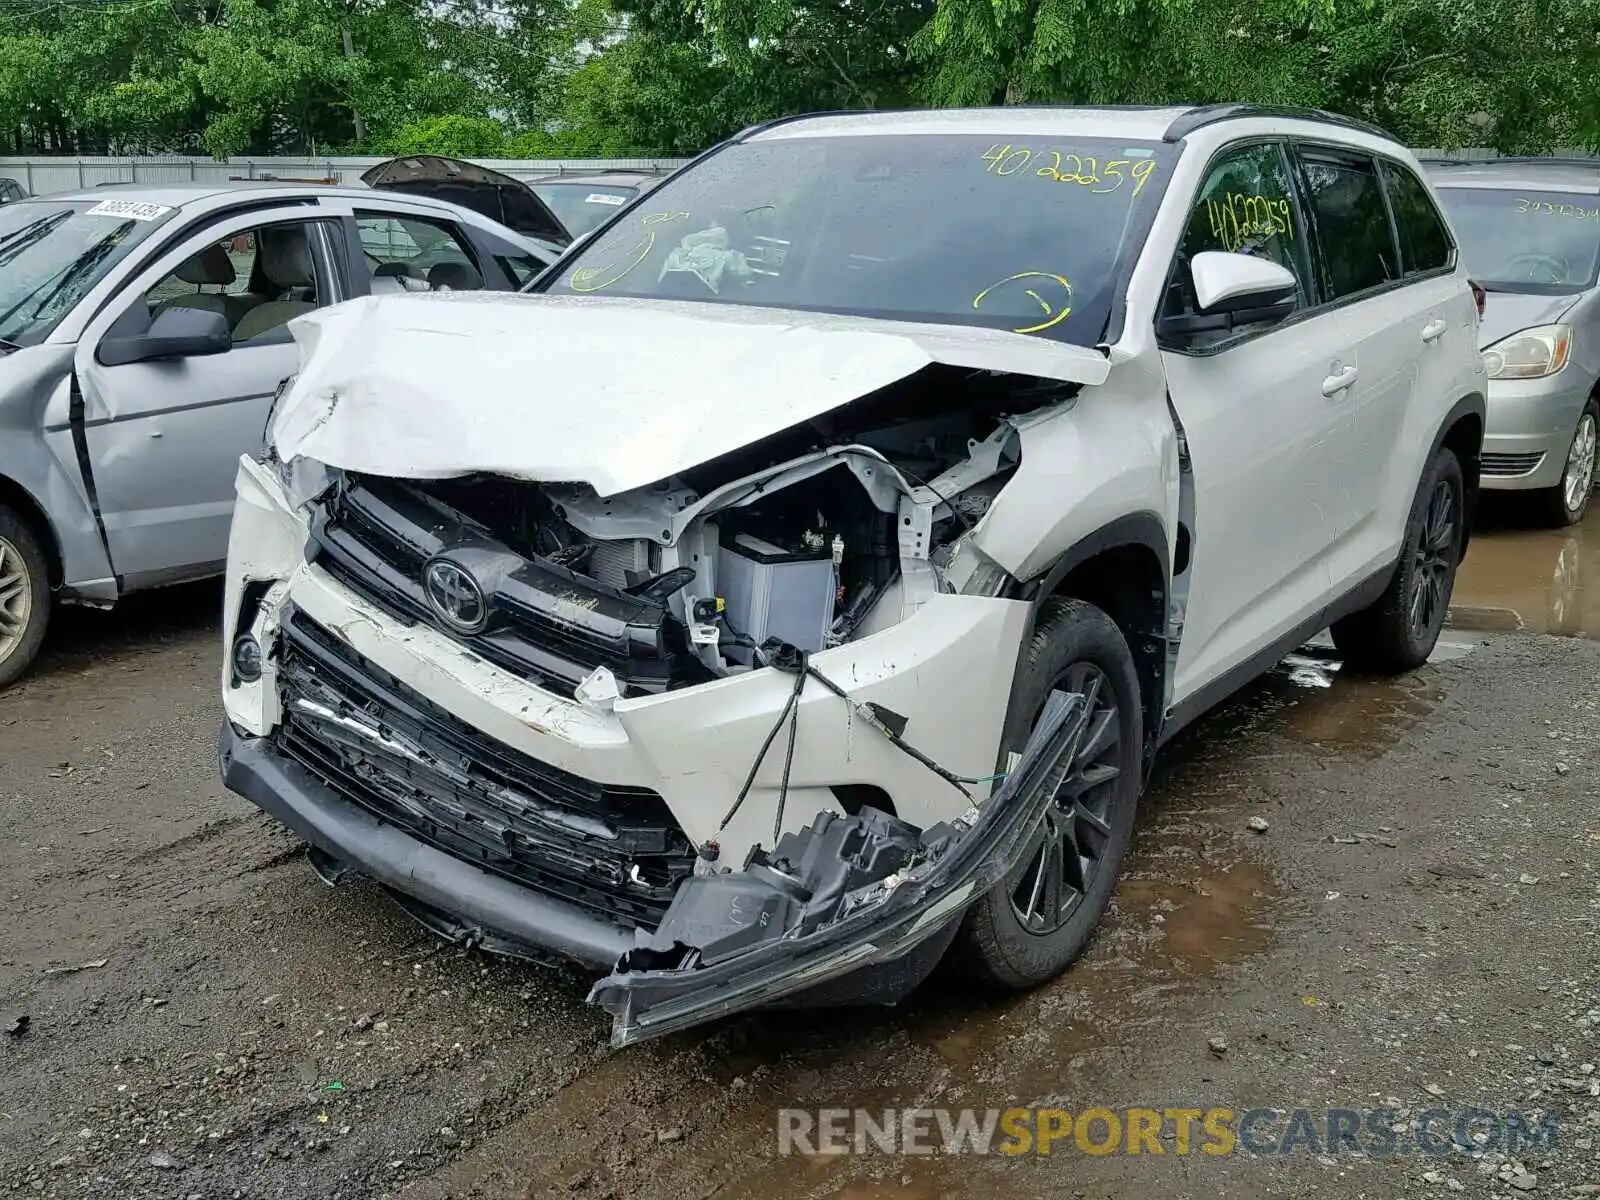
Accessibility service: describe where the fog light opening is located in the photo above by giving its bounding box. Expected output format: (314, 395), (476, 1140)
(232, 635), (264, 685)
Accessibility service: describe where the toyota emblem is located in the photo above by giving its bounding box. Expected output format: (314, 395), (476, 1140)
(423, 559), (488, 634)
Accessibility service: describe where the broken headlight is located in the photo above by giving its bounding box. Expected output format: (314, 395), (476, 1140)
(944, 536), (1017, 598)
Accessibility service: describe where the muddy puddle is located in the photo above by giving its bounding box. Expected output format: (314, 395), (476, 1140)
(440, 643), (1459, 1200)
(1450, 505), (1600, 637)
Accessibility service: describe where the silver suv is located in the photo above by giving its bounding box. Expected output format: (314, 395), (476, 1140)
(222, 105), (1485, 1045)
(1427, 158), (1600, 525)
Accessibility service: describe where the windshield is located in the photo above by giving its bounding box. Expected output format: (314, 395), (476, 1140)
(1436, 187), (1600, 293)
(0, 198), (177, 347)
(531, 183), (640, 239)
(543, 134), (1174, 345)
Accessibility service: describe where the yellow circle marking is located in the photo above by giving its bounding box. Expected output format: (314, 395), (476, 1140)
(971, 271), (1074, 334)
(570, 229), (657, 293)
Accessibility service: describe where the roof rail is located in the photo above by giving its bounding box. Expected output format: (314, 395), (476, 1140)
(1163, 104), (1396, 143)
(733, 109), (865, 142)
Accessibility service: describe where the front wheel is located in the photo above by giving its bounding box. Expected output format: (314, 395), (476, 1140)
(0, 505), (50, 689)
(1331, 446), (1464, 673)
(1538, 399), (1598, 528)
(952, 598), (1143, 989)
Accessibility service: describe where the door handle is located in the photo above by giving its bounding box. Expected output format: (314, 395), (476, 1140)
(1421, 319), (1447, 343)
(1321, 366), (1359, 397)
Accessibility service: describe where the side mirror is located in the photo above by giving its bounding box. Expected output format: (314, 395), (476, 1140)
(1159, 251), (1299, 340)
(99, 306), (231, 367)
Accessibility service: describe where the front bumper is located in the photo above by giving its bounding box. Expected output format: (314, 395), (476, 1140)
(219, 456), (1039, 1042)
(1479, 375), (1593, 490)
(220, 723), (634, 968)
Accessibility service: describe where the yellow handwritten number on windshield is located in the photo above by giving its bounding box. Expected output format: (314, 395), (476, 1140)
(982, 145), (1157, 196)
(972, 271), (1074, 335)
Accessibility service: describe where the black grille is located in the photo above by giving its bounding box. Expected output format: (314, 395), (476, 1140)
(1481, 451), (1545, 477)
(273, 611), (695, 930)
(309, 476), (696, 698)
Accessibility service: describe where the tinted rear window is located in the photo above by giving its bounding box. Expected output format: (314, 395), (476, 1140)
(1298, 150), (1399, 298)
(1381, 163), (1454, 275)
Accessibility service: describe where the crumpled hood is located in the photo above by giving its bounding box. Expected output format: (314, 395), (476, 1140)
(1478, 290), (1580, 348)
(270, 292), (1111, 498)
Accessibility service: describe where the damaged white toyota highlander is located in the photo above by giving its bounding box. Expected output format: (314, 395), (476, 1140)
(218, 105), (1488, 1046)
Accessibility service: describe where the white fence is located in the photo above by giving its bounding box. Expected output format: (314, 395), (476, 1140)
(0, 155), (694, 196)
(1, 147), (1593, 197)
(1415, 147), (1597, 162)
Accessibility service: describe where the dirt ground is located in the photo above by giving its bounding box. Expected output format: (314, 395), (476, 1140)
(1, 504), (1597, 1200)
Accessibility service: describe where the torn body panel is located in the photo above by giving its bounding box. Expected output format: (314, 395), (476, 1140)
(589, 688), (1089, 1047)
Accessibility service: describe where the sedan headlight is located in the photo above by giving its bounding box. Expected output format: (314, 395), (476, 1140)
(1483, 324), (1572, 380)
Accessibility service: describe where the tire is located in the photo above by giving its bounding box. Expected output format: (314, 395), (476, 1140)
(952, 597), (1143, 989)
(1537, 399), (1598, 528)
(0, 505), (50, 689)
(1330, 446), (1464, 674)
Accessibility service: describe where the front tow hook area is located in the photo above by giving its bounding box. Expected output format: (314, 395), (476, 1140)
(588, 687), (1091, 1047)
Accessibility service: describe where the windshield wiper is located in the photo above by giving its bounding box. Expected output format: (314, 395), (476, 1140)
(0, 239), (118, 336)
(0, 212), (71, 269)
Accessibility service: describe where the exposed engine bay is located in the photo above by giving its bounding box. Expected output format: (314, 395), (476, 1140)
(305, 364), (1074, 700)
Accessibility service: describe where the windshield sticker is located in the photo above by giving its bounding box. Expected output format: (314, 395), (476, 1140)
(1207, 193), (1294, 252)
(1513, 197), (1599, 221)
(971, 271), (1074, 335)
(585, 193), (627, 206)
(658, 225), (752, 294)
(84, 198), (172, 222)
(980, 145), (1158, 196)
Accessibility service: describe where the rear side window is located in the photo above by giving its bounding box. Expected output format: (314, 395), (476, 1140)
(356, 211), (485, 291)
(1296, 149), (1400, 298)
(1381, 162), (1454, 275)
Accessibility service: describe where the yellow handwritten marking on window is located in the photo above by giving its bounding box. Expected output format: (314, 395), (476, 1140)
(980, 145), (1157, 197)
(971, 271), (1074, 335)
(1205, 193), (1294, 252)
(570, 230), (656, 293)
(568, 212), (695, 291)
(1514, 197), (1600, 221)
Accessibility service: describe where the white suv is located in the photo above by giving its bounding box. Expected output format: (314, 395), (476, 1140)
(219, 104), (1486, 1046)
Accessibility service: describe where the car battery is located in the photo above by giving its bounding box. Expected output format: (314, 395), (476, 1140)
(718, 531), (837, 661)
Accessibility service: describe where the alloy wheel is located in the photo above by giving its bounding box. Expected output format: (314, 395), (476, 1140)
(1562, 412), (1598, 517)
(1408, 479), (1458, 641)
(1009, 663), (1122, 936)
(0, 533), (33, 668)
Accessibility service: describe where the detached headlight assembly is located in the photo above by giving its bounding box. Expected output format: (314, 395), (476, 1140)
(1483, 324), (1572, 380)
(945, 536), (1018, 598)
